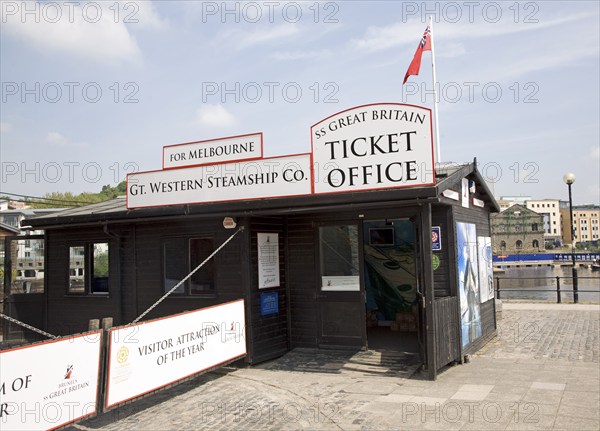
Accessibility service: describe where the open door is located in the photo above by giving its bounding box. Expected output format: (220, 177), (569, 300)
(363, 219), (422, 357)
(317, 223), (366, 349)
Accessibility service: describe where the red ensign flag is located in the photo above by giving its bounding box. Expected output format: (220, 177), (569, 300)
(403, 25), (432, 84)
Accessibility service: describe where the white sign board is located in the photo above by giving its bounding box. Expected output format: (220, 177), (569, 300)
(0, 332), (102, 431)
(477, 236), (494, 303)
(311, 103), (435, 194)
(105, 300), (246, 408)
(257, 233), (280, 289)
(127, 154), (312, 209)
(163, 133), (263, 169)
(321, 276), (360, 291)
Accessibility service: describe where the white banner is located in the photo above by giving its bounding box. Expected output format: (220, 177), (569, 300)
(311, 103), (435, 194)
(105, 300), (246, 408)
(477, 236), (494, 303)
(127, 154), (311, 209)
(0, 332), (102, 431)
(163, 133), (263, 169)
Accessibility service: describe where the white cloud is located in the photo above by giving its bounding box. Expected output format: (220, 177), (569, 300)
(0, 122), (13, 133)
(350, 13), (591, 53)
(214, 24), (300, 50)
(135, 1), (168, 29)
(196, 105), (235, 128)
(1, 1), (143, 65)
(271, 49), (330, 60)
(46, 132), (88, 148)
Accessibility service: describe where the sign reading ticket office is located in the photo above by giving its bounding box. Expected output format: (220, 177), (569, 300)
(311, 103), (435, 194)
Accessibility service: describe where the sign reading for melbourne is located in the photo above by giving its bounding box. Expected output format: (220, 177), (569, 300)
(311, 103), (435, 194)
(163, 133), (263, 169)
(127, 154), (311, 209)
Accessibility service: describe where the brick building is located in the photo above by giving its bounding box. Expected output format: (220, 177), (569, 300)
(491, 204), (544, 254)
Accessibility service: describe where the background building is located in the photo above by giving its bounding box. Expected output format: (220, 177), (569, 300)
(560, 204), (600, 246)
(491, 204), (544, 254)
(525, 199), (562, 246)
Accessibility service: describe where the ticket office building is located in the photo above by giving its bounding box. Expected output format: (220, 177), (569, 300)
(24, 162), (499, 380)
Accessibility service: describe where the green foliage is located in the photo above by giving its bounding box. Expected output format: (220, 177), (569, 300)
(28, 181), (127, 208)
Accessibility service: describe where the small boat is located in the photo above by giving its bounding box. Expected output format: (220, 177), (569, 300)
(592, 259), (600, 272)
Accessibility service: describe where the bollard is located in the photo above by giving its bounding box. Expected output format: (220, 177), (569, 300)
(89, 319), (100, 331)
(102, 317), (113, 330)
(556, 276), (561, 304)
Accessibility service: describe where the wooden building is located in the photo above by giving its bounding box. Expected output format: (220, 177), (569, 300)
(12, 104), (500, 379)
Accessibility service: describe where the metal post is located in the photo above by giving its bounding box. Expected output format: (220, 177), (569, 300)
(556, 276), (561, 304)
(567, 182), (579, 303)
(496, 277), (501, 300)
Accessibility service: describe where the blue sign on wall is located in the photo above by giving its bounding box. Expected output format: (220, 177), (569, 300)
(260, 292), (279, 316)
(432, 226), (442, 251)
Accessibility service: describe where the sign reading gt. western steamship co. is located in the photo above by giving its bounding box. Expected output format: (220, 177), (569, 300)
(311, 103), (435, 194)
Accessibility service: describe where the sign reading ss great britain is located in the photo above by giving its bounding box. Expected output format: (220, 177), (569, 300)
(311, 103), (435, 194)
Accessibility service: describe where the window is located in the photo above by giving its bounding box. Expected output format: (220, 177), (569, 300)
(319, 225), (359, 291)
(163, 238), (215, 295)
(532, 223), (538, 232)
(68, 242), (109, 294)
(514, 224), (521, 232)
(500, 241), (506, 250)
(532, 240), (539, 249)
(516, 240), (523, 249)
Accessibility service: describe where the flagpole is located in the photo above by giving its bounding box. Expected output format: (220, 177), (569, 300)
(429, 16), (441, 162)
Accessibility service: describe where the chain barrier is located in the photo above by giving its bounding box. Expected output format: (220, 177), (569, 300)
(131, 226), (244, 324)
(0, 312), (58, 340)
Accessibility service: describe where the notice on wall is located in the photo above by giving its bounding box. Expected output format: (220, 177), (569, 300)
(163, 133), (263, 169)
(321, 276), (360, 291)
(477, 236), (494, 303)
(432, 226), (442, 251)
(105, 300), (246, 409)
(257, 233), (280, 289)
(311, 103), (435, 194)
(0, 332), (102, 431)
(127, 154), (312, 209)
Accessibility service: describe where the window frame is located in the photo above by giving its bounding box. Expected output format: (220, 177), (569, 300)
(162, 236), (216, 297)
(67, 241), (111, 296)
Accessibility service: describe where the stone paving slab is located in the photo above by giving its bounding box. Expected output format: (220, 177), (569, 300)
(70, 303), (599, 431)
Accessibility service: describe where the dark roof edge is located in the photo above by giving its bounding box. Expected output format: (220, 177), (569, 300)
(25, 187), (440, 229)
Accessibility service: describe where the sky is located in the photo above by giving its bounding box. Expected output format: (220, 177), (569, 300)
(1, 0), (599, 205)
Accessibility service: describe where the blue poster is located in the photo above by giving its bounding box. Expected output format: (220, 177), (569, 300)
(260, 292), (279, 316)
(432, 226), (441, 251)
(456, 222), (482, 348)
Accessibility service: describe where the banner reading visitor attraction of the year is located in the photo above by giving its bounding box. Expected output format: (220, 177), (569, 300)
(0, 332), (102, 431)
(105, 300), (246, 408)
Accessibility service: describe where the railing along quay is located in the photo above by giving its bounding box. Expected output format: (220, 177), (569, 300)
(495, 276), (600, 304)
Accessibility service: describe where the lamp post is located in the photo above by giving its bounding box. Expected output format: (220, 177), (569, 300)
(563, 173), (578, 303)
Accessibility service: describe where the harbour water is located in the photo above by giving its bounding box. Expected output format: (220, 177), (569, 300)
(495, 266), (600, 303)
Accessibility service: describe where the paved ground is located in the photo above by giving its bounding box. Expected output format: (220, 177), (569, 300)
(73, 302), (599, 431)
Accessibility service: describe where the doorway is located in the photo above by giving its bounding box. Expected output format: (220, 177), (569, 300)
(363, 219), (420, 354)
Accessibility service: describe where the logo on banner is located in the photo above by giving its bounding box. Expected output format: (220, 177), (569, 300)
(117, 346), (130, 364)
(64, 365), (73, 379)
